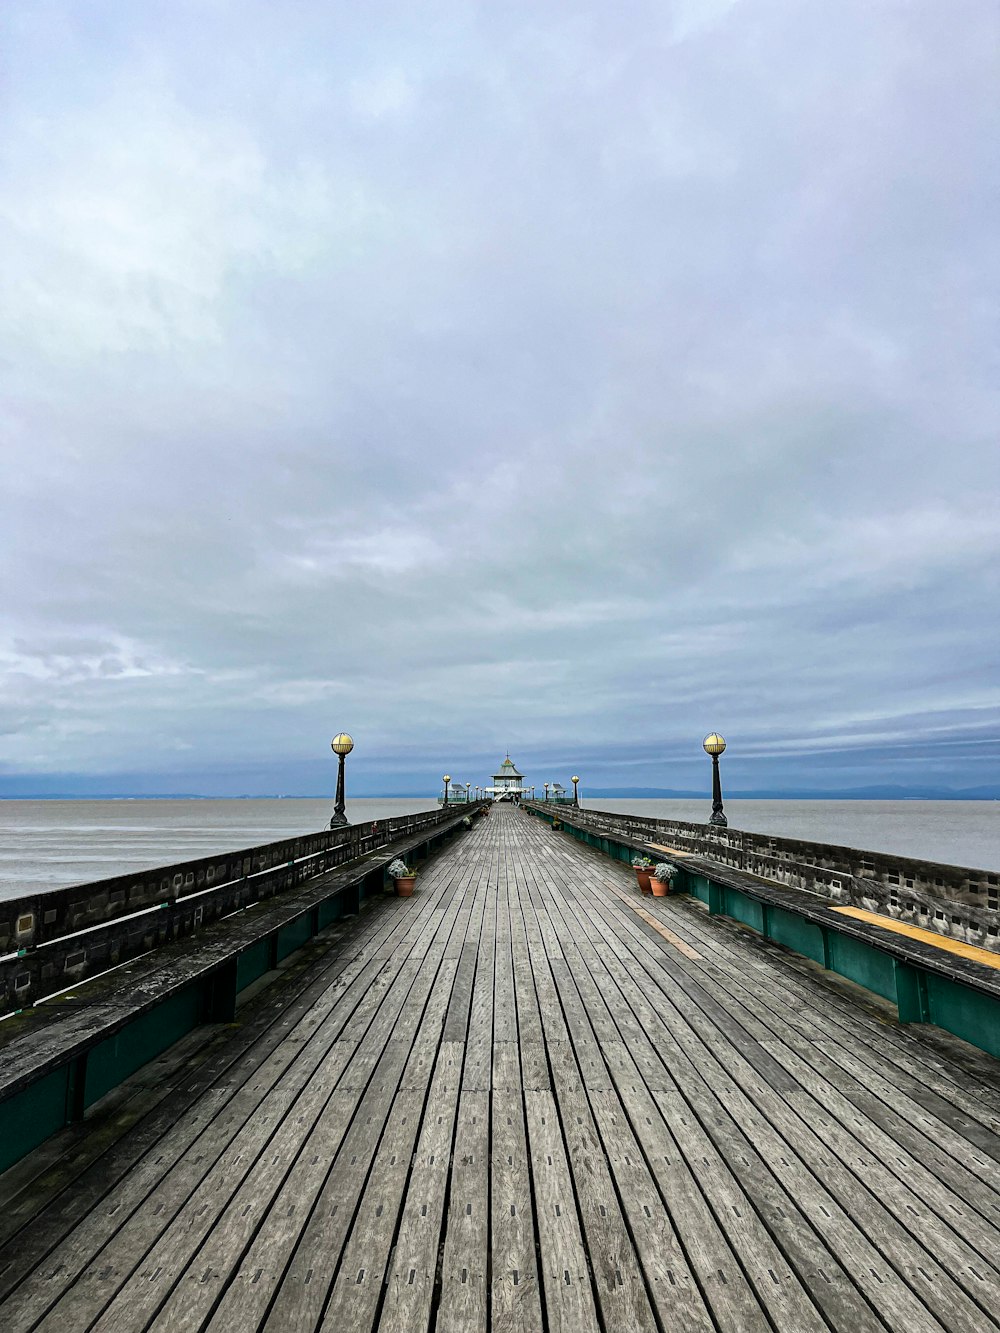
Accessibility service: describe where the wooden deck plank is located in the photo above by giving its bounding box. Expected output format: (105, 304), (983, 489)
(378, 1042), (465, 1333)
(586, 876), (1000, 1248)
(436, 1089), (490, 1333)
(664, 879), (1000, 1131)
(524, 1091), (601, 1333)
(539, 845), (945, 1331)
(530, 867), (770, 1333)
(665, 893), (1000, 1174)
(257, 861), (471, 1333)
(82, 878), (466, 1333)
(9, 928), (424, 1332)
(490, 1090), (544, 1333)
(565, 865), (1000, 1308)
(0, 897), (415, 1307)
(559, 865), (991, 1333)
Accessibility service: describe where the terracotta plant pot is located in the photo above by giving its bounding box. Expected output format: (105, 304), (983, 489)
(650, 877), (670, 897)
(635, 868), (653, 894)
(395, 876), (416, 897)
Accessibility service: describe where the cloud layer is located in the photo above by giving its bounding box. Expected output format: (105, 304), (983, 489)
(2, 1), (998, 794)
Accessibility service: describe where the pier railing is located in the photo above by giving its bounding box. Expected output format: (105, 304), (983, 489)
(524, 802), (1000, 953)
(0, 806), (480, 1015)
(525, 800), (1000, 1062)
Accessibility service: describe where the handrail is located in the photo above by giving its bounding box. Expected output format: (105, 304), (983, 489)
(0, 804), (485, 1013)
(523, 801), (1000, 953)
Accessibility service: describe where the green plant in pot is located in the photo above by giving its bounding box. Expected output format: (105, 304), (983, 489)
(651, 862), (677, 897)
(388, 857), (417, 897)
(632, 855), (654, 894)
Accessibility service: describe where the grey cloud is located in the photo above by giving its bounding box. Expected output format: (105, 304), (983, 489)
(1, 0), (997, 794)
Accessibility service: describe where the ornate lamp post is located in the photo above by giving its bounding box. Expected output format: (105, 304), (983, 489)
(442, 774), (451, 807)
(464, 782), (472, 804)
(544, 782), (550, 802)
(571, 775), (580, 806)
(329, 732), (354, 828)
(703, 733), (728, 827)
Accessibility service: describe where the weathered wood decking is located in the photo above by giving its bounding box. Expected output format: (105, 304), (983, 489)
(2, 804), (1000, 1332)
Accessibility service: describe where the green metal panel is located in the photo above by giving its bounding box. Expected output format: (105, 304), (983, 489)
(687, 874), (711, 905)
(768, 908), (827, 965)
(276, 912), (312, 963)
(236, 938), (271, 991)
(722, 887), (765, 934)
(84, 985), (202, 1108)
(826, 932), (897, 1003)
(894, 962), (931, 1024)
(925, 973), (1000, 1060)
(318, 895), (348, 929)
(0, 1065), (71, 1174)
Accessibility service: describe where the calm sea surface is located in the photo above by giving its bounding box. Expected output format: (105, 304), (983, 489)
(1, 796), (998, 902)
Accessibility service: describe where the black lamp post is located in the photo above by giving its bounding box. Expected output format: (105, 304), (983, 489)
(544, 782), (550, 802)
(571, 775), (580, 806)
(703, 733), (728, 827)
(329, 732), (354, 828)
(464, 782), (472, 804)
(442, 774), (451, 807)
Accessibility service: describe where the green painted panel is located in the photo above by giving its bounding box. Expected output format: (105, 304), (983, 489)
(236, 938), (271, 991)
(925, 973), (1000, 1060)
(276, 912), (312, 963)
(0, 1065), (71, 1174)
(687, 875), (711, 905)
(768, 908), (826, 965)
(84, 985), (202, 1108)
(318, 895), (347, 929)
(826, 933), (897, 1002)
(722, 887), (765, 934)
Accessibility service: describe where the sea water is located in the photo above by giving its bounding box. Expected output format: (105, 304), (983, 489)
(0, 796), (997, 902)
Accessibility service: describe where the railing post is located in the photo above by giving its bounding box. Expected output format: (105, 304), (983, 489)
(894, 960), (930, 1024)
(204, 957), (239, 1023)
(66, 1053), (88, 1122)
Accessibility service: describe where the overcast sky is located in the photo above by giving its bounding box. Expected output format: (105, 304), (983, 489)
(2, 1), (998, 797)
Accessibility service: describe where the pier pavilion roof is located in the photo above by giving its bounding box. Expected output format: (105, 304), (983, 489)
(493, 754), (523, 781)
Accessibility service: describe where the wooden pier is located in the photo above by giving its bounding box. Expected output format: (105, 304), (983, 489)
(2, 804), (1000, 1332)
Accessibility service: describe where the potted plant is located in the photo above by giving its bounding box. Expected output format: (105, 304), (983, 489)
(632, 856), (654, 894)
(388, 858), (417, 897)
(651, 862), (677, 897)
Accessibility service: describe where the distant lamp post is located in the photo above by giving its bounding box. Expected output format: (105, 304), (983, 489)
(443, 774), (451, 807)
(329, 732), (355, 828)
(544, 782), (550, 802)
(703, 733), (728, 827)
(464, 782), (472, 804)
(571, 775), (580, 807)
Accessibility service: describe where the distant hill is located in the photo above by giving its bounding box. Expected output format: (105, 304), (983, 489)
(584, 786), (1000, 801)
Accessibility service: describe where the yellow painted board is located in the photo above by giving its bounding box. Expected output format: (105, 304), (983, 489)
(830, 905), (1000, 971)
(603, 880), (703, 959)
(646, 843), (696, 858)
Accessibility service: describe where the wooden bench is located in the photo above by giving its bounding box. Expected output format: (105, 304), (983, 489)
(0, 811), (474, 1173)
(526, 802), (1000, 1060)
